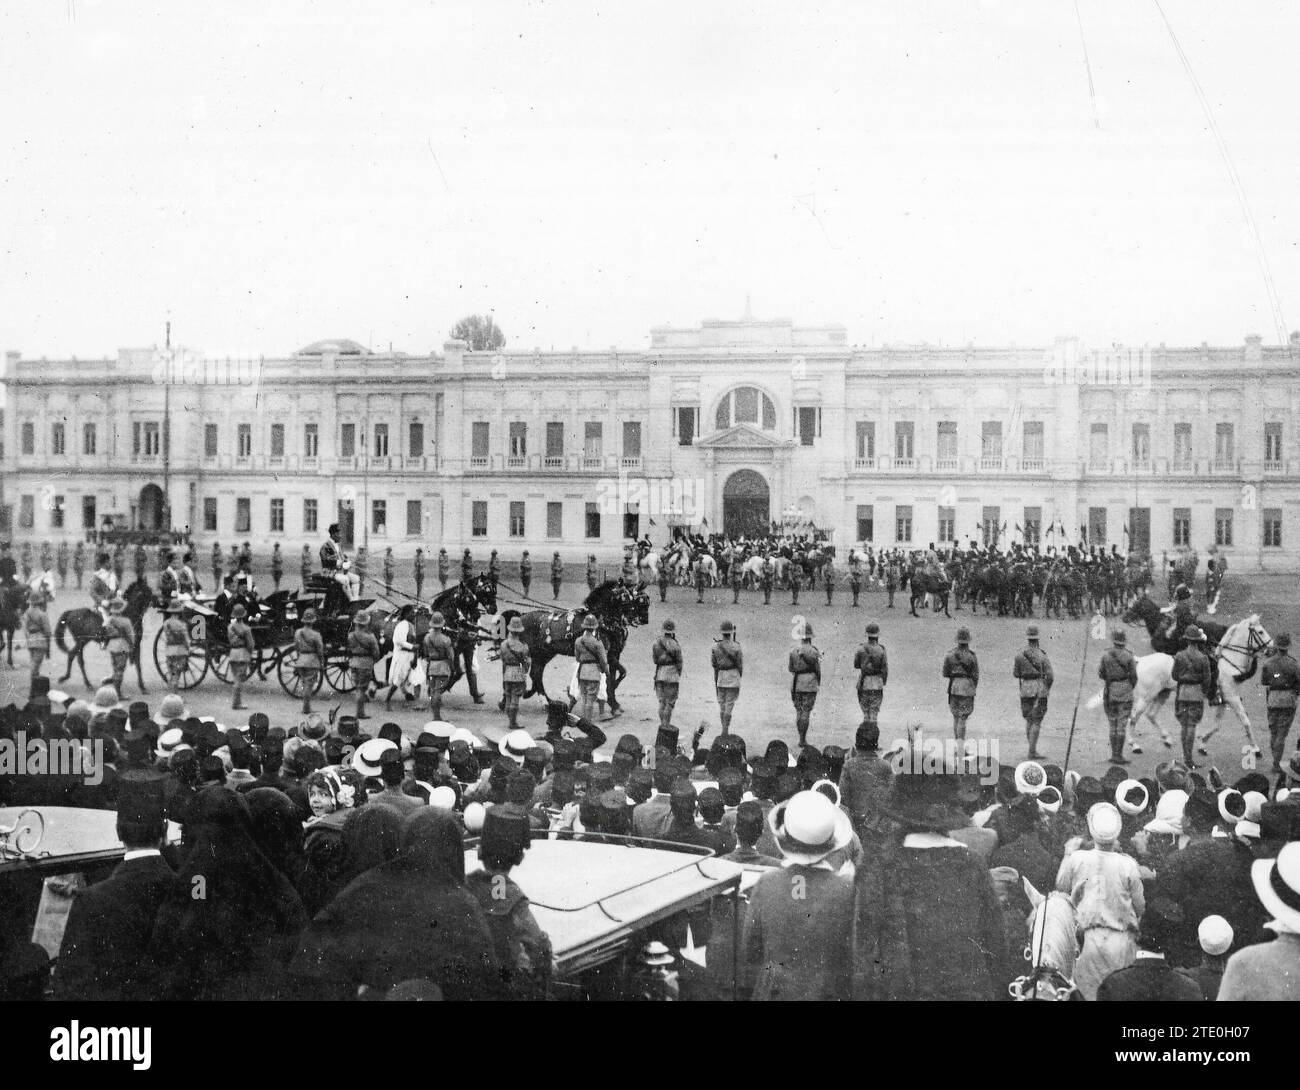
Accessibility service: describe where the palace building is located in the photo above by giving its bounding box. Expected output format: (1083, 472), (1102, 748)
(3, 316), (1300, 570)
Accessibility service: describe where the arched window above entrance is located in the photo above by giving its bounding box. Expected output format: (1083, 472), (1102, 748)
(715, 387), (776, 431)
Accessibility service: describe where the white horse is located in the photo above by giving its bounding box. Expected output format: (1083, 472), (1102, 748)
(1087, 614), (1270, 756)
(637, 550), (661, 582)
(1009, 881), (1078, 1001)
(741, 555), (767, 586)
(28, 569), (57, 601)
(692, 552), (719, 587)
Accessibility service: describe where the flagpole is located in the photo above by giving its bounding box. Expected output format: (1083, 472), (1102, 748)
(1062, 613), (1095, 773)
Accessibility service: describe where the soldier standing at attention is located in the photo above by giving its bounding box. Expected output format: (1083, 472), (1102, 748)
(694, 553), (707, 604)
(132, 542), (147, 582)
(239, 540), (253, 573)
(551, 551), (564, 599)
(105, 596), (135, 696)
(789, 559), (802, 606)
(383, 547), (395, 597)
(437, 547), (450, 589)
(271, 543), (284, 592)
(22, 591), (52, 696)
(227, 602), (256, 711)
(40, 540), (54, 576)
(789, 622), (821, 749)
(657, 555), (670, 603)
(348, 611), (381, 721)
(294, 608), (324, 715)
(72, 541), (85, 589)
(354, 547), (368, 595)
(111, 543), (126, 585)
(823, 552), (835, 606)
(422, 612), (455, 719)
(712, 620), (744, 736)
(849, 552), (863, 607)
(499, 617), (532, 730)
(885, 556), (898, 608)
(760, 553), (774, 605)
(227, 542), (240, 578)
(56, 540), (69, 588)
(300, 544), (312, 591)
(161, 601), (190, 690)
(942, 627), (979, 743)
(1013, 625), (1054, 760)
(1098, 629), (1138, 765)
(853, 622), (888, 732)
(651, 619), (683, 735)
(19, 541), (33, 583)
(1261, 633), (1300, 771)
(730, 549), (745, 605)
(586, 553), (599, 593)
(461, 547), (474, 584)
(573, 614), (608, 723)
(1172, 625), (1214, 768)
(489, 549), (502, 583)
(213, 542), (226, 591)
(413, 548), (426, 601)
(519, 550), (532, 597)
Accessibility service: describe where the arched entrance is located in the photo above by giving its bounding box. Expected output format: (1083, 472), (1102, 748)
(723, 470), (770, 539)
(138, 484), (165, 533)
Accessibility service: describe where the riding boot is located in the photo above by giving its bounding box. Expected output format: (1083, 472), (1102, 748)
(384, 687), (394, 711)
(1181, 725), (1198, 768)
(1026, 721), (1043, 759)
(1109, 725), (1129, 764)
(952, 716), (966, 743)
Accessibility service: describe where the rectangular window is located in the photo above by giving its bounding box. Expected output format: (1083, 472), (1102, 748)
(982, 505), (1001, 547)
(674, 407), (697, 446)
(204, 423), (218, 457)
(895, 504), (913, 543)
(1132, 423), (1150, 466)
(1215, 422), (1234, 469)
(303, 498), (318, 534)
(547, 501), (563, 538)
(304, 423), (319, 458)
(623, 420), (642, 459)
(1215, 507), (1233, 547)
(894, 421), (914, 462)
(237, 423), (251, 458)
(856, 421), (876, 462)
(51, 423), (65, 455)
(235, 497), (251, 533)
(373, 424), (389, 458)
(1173, 423), (1192, 469)
(584, 422), (603, 460)
(585, 501), (601, 539)
(1263, 508), (1283, 548)
(471, 422), (490, 461)
(472, 500), (488, 537)
(624, 504), (640, 540)
(135, 421), (161, 458)
(408, 421), (424, 458)
(1023, 421), (1044, 466)
(1023, 506), (1041, 547)
(406, 500), (422, 537)
(856, 504), (874, 542)
(509, 501), (526, 537)
(203, 497), (218, 532)
(372, 500), (387, 534)
(734, 387), (758, 424)
(937, 505), (955, 543)
(509, 422), (527, 459)
(82, 495), (97, 531)
(937, 421), (958, 465)
(1088, 506), (1107, 546)
(340, 423), (356, 458)
(1128, 507), (1150, 554)
(981, 421), (1002, 465)
(19, 494), (34, 529)
(270, 423), (285, 457)
(50, 495), (64, 529)
(1173, 507), (1191, 547)
(82, 422), (97, 455)
(270, 498), (285, 533)
(1089, 422), (1108, 469)
(546, 422), (565, 461)
(1265, 422), (1283, 466)
(21, 422), (34, 455)
(797, 407), (819, 447)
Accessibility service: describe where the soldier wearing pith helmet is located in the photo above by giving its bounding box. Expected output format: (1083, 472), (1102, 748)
(651, 619), (683, 734)
(1098, 629), (1138, 765)
(1013, 625), (1054, 760)
(853, 622), (888, 731)
(712, 620), (743, 735)
(573, 614), (608, 723)
(1261, 632), (1300, 770)
(788, 620), (821, 749)
(422, 611), (455, 720)
(941, 627), (979, 742)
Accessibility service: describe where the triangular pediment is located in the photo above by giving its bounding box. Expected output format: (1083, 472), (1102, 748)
(695, 423), (794, 449)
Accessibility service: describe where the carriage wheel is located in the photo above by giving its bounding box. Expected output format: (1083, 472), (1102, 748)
(324, 650), (356, 693)
(212, 646), (262, 686)
(151, 627), (208, 690)
(276, 647), (323, 698)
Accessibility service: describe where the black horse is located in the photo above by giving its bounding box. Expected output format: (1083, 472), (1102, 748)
(908, 565), (952, 618)
(0, 577), (27, 667)
(1122, 591), (1227, 655)
(53, 577), (155, 692)
(499, 580), (649, 713)
(428, 575), (500, 695)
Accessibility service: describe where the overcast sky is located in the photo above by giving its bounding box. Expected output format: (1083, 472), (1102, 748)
(2, 0), (1297, 359)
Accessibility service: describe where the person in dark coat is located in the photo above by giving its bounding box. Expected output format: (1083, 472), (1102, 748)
(990, 795), (1058, 896)
(837, 723), (894, 847)
(54, 781), (175, 1001)
(742, 790), (855, 1000)
(147, 787), (308, 1001)
(852, 749), (1008, 1000)
(1096, 898), (1202, 1001)
(290, 809), (501, 1000)
(244, 787), (307, 888)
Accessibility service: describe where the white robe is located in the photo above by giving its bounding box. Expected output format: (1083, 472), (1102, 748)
(387, 619), (416, 687)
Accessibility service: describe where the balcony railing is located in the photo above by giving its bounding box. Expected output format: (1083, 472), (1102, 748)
(1172, 458), (1193, 473)
(620, 456), (642, 470)
(1130, 458), (1151, 473)
(979, 457), (1003, 472)
(1212, 458), (1239, 475)
(582, 456), (603, 470)
(854, 456), (876, 470)
(543, 456), (564, 470)
(1021, 458), (1044, 472)
(507, 456), (526, 469)
(469, 456), (489, 469)
(935, 457), (957, 472)
(1265, 460), (1283, 474)
(894, 457), (915, 470)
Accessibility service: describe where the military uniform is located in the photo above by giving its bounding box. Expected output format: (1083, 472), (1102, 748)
(294, 615), (325, 714)
(413, 549), (426, 600)
(519, 552), (532, 597)
(695, 557), (708, 603)
(105, 601), (135, 694)
(1012, 629), (1054, 759)
(849, 555), (863, 607)
(1261, 635), (1300, 768)
(656, 558), (670, 603)
(72, 542), (85, 588)
(422, 615), (455, 720)
(788, 631), (821, 746)
(438, 548), (450, 589)
(586, 555), (599, 592)
(354, 548), (367, 594)
(652, 622), (683, 733)
(853, 627), (888, 730)
(110, 545), (125, 584)
(885, 561), (897, 608)
(712, 623), (743, 734)
(1172, 627), (1214, 767)
(552, 553), (565, 599)
(941, 633), (979, 741)
(227, 608), (256, 710)
(348, 615), (381, 719)
(22, 597), (51, 687)
(760, 556), (774, 604)
(1098, 633), (1138, 764)
(383, 548), (395, 595)
(500, 622), (532, 729)
(55, 541), (68, 587)
(461, 549), (474, 583)
(161, 608), (191, 690)
(573, 617), (609, 723)
(823, 556), (835, 605)
(729, 554), (745, 604)
(300, 545), (312, 590)
(271, 545), (284, 591)
(489, 551), (502, 583)
(621, 552), (636, 584)
(789, 561), (802, 606)
(212, 543), (225, 590)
